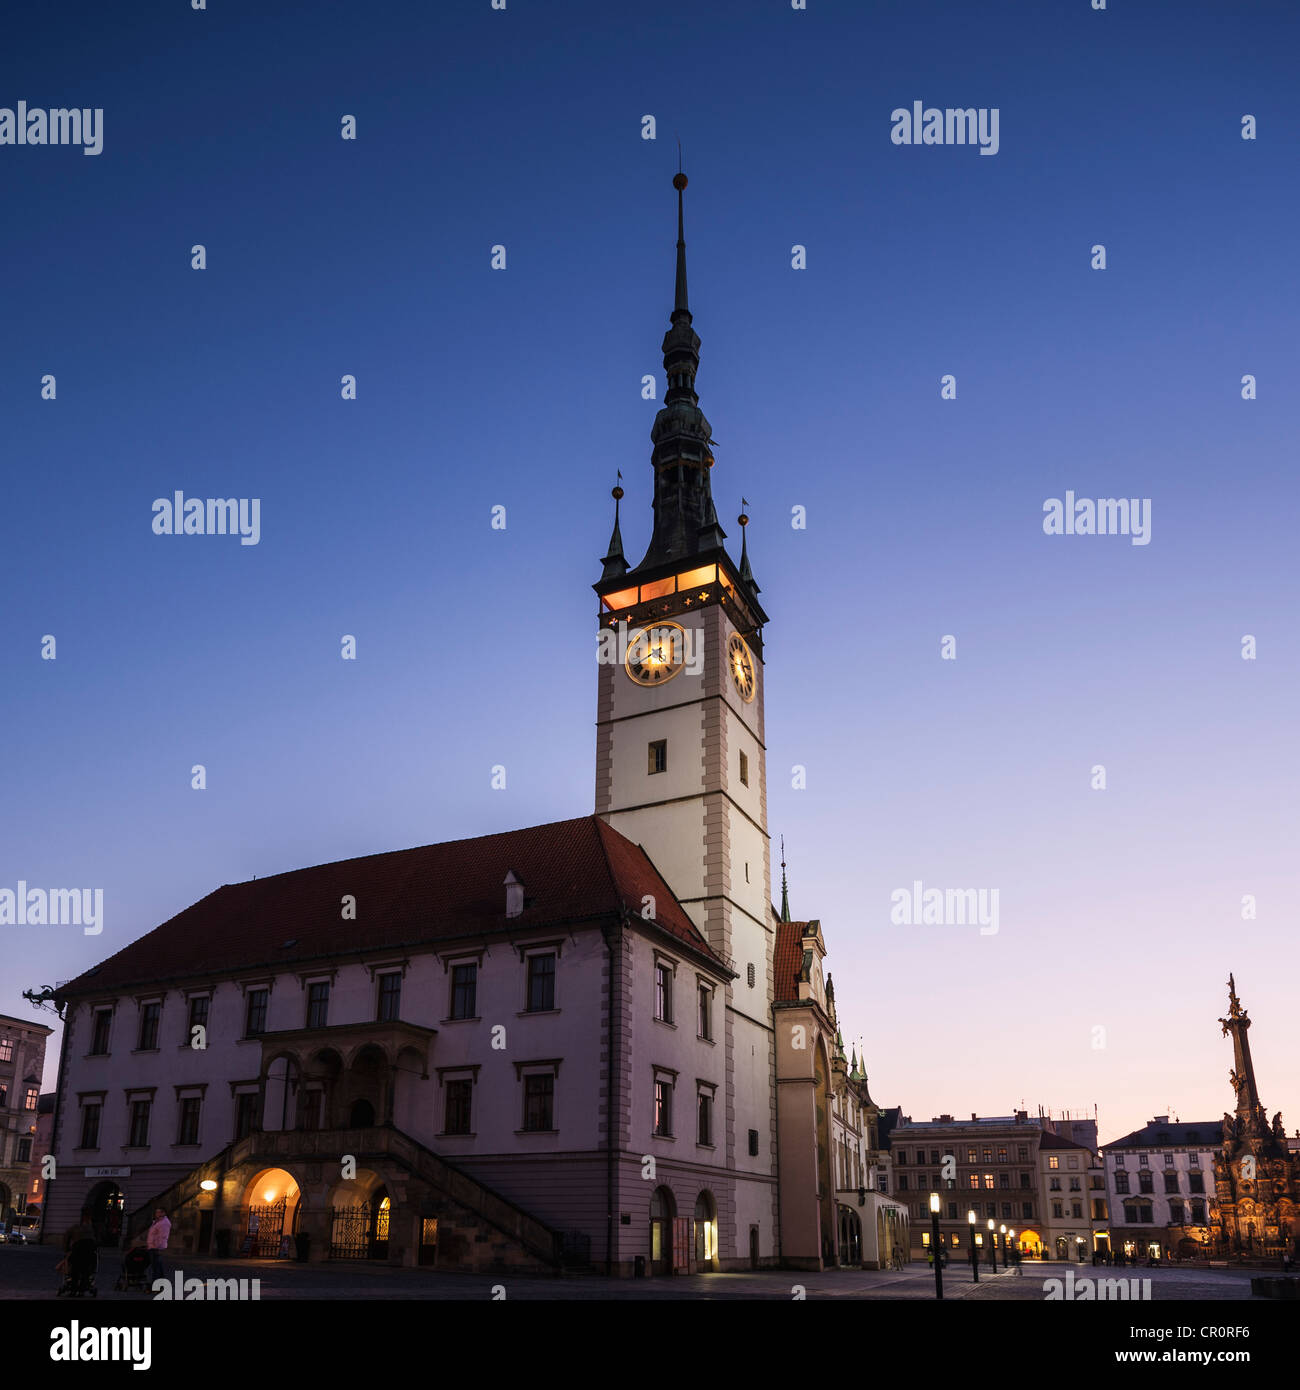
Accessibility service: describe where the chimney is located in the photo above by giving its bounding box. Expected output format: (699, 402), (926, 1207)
(504, 870), (525, 918)
(1152, 1115), (1169, 1124)
(971, 1113), (977, 1121)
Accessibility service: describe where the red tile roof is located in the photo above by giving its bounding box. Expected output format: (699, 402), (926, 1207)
(59, 815), (724, 998)
(773, 920), (810, 1002)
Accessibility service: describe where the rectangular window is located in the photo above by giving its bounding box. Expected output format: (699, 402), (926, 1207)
(739, 750), (749, 786)
(697, 984), (712, 1040)
(1017, 1145), (1028, 1161)
(187, 995), (209, 1039)
(648, 739), (667, 774)
(967, 1147), (977, 1164)
(1163, 1172), (1179, 1194)
(986, 1202), (996, 1218)
(1002, 1203), (1012, 1218)
(306, 981), (330, 1029)
(1164, 1153), (1174, 1166)
(79, 1103), (101, 1149)
(16, 1135), (32, 1162)
(1022, 1202), (1034, 1219)
(1114, 1172), (1130, 1194)
(1019, 1172), (1031, 1188)
(997, 1146), (1008, 1162)
(90, 1010), (112, 1056)
(234, 1092), (258, 1140)
(982, 1147), (992, 1162)
(1071, 1202), (1083, 1219)
(377, 972), (401, 1022)
(966, 1174), (977, 1189)
(983, 1173), (994, 1189)
(930, 1149), (940, 1165)
(697, 1090), (713, 1146)
(653, 1079), (673, 1137)
(654, 963), (673, 1023)
(998, 1172), (1010, 1188)
(451, 964), (477, 1020)
(749, 1129), (759, 1157)
(1138, 1153), (1149, 1166)
(1190, 1199), (1206, 1223)
(128, 1099), (151, 1148)
(137, 1001), (161, 1051)
(1139, 1171), (1154, 1194)
(1052, 1201), (1063, 1218)
(24, 1087), (38, 1111)
(525, 954), (556, 1012)
(1114, 1154), (1125, 1168)
(1189, 1151), (1200, 1167)
(177, 1096), (201, 1145)
(1068, 1155), (1079, 1169)
(1048, 1154), (1059, 1169)
(947, 1202), (958, 1219)
(0, 1085), (7, 1108)
(0, 1038), (12, 1062)
(1189, 1172), (1204, 1194)
(523, 1074), (554, 1132)
(1069, 1177), (1081, 1191)
(445, 1079), (472, 1135)
(244, 989), (268, 1037)
(897, 1150), (908, 1166)
(1050, 1177), (1061, 1191)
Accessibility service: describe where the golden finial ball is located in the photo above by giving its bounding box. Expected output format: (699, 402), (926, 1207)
(738, 512), (748, 526)
(673, 172), (688, 191)
(612, 486), (624, 501)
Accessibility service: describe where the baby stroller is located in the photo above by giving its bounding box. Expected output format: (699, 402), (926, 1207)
(56, 1236), (99, 1297)
(114, 1245), (152, 1292)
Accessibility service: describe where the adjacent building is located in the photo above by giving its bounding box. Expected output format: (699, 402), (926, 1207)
(0, 1014), (52, 1227)
(1100, 1117), (1218, 1261)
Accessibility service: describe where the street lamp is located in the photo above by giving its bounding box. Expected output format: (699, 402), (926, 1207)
(987, 1218), (998, 1272)
(968, 1209), (979, 1283)
(930, 1192), (944, 1301)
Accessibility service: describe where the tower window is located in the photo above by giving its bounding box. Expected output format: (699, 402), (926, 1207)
(746, 963), (755, 988)
(739, 751), (749, 786)
(648, 740), (667, 775)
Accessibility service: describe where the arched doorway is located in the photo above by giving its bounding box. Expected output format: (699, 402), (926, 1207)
(349, 1098), (375, 1128)
(1055, 1236), (1067, 1259)
(693, 1191), (717, 1270)
(1018, 1228), (1042, 1258)
(240, 1167), (301, 1258)
(82, 1181), (125, 1247)
(649, 1186), (675, 1276)
(344, 1045), (388, 1129)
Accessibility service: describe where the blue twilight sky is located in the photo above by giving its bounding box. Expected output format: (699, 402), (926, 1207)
(2, 0), (1297, 1142)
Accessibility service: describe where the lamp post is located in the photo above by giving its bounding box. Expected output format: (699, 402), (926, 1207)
(988, 1218), (998, 1272)
(968, 1209), (979, 1283)
(1009, 1228), (1017, 1272)
(930, 1192), (944, 1300)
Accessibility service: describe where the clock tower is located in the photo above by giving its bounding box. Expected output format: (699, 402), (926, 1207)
(594, 172), (776, 1250)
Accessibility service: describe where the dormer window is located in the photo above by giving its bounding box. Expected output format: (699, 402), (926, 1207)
(504, 871), (525, 918)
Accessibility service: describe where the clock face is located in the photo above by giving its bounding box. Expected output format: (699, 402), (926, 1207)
(625, 622), (686, 687)
(727, 632), (755, 702)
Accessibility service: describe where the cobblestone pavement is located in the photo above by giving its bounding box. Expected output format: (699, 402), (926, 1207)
(1, 1245), (1268, 1300)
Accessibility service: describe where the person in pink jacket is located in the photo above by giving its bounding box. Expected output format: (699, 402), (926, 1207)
(145, 1208), (171, 1283)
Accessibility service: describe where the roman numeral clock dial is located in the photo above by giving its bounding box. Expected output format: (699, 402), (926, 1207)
(727, 632), (755, 702)
(625, 622), (686, 687)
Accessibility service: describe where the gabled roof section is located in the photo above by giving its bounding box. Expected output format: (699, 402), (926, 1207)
(773, 919), (809, 1002)
(58, 815), (723, 999)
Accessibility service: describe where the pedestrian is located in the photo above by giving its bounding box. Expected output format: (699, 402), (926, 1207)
(145, 1208), (171, 1284)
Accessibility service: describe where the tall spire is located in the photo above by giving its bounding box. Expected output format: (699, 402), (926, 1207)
(634, 170), (721, 570)
(600, 476), (627, 579)
(1219, 973), (1266, 1130)
(779, 836), (791, 922)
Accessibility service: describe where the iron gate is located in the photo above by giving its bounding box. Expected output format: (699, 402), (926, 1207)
(245, 1200), (287, 1257)
(329, 1202), (373, 1260)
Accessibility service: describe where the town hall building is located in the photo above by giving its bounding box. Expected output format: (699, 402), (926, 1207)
(42, 173), (887, 1277)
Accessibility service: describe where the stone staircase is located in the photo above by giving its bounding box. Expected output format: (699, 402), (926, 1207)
(127, 1125), (563, 1270)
